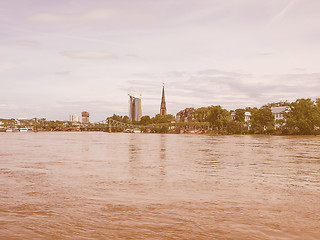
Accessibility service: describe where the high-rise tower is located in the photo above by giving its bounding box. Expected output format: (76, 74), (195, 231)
(160, 84), (167, 116)
(82, 111), (89, 124)
(129, 95), (142, 121)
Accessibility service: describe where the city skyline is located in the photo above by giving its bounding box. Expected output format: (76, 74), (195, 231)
(1, 0), (320, 122)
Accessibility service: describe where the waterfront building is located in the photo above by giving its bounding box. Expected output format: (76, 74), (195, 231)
(245, 112), (251, 122)
(160, 85), (167, 116)
(69, 114), (79, 122)
(271, 106), (289, 129)
(0, 120), (4, 131)
(176, 108), (195, 122)
(82, 111), (90, 124)
(129, 95), (142, 121)
(231, 112), (236, 120)
(231, 111), (251, 122)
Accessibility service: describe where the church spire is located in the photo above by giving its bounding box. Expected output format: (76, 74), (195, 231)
(160, 84), (167, 116)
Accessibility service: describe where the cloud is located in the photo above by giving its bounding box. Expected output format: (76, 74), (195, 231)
(292, 68), (306, 72)
(15, 40), (39, 46)
(55, 71), (70, 75)
(130, 69), (320, 112)
(133, 73), (159, 79)
(0, 63), (17, 73)
(166, 71), (188, 78)
(60, 51), (117, 60)
(267, 0), (300, 27)
(126, 54), (139, 58)
(28, 7), (153, 24)
(257, 52), (272, 56)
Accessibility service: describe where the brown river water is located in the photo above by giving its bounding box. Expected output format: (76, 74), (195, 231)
(0, 132), (319, 240)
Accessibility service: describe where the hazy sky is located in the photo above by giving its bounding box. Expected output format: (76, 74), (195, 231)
(1, 0), (320, 121)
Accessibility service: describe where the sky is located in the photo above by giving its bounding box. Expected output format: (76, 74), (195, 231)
(1, 0), (320, 122)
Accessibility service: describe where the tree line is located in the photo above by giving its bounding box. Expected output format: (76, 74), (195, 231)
(108, 98), (320, 135)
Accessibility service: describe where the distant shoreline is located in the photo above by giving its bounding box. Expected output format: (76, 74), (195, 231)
(1, 130), (318, 137)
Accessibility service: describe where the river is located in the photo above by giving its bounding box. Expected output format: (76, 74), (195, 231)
(0, 132), (319, 239)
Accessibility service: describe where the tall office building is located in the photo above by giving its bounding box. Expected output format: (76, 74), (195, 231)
(82, 111), (90, 124)
(129, 95), (142, 121)
(160, 85), (167, 116)
(69, 114), (79, 122)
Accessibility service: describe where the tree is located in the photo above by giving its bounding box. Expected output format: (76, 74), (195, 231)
(108, 114), (132, 124)
(227, 120), (243, 134)
(251, 106), (274, 134)
(234, 108), (245, 122)
(140, 115), (151, 125)
(267, 101), (290, 108)
(122, 115), (130, 123)
(207, 105), (230, 131)
(151, 114), (175, 124)
(194, 107), (210, 122)
(285, 98), (320, 135)
(228, 108), (247, 134)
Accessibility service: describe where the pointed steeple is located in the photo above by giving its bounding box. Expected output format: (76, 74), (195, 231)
(160, 84), (167, 116)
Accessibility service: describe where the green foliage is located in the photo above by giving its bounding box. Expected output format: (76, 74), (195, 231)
(3, 97), (319, 135)
(159, 125), (169, 133)
(234, 109), (245, 122)
(285, 98), (320, 135)
(267, 101), (290, 108)
(226, 120), (243, 134)
(122, 115), (130, 123)
(151, 114), (175, 124)
(108, 114), (132, 124)
(140, 115), (151, 125)
(194, 107), (210, 122)
(251, 106), (274, 134)
(206, 105), (230, 131)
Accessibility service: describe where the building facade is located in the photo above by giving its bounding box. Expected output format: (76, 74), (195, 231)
(82, 111), (90, 124)
(129, 95), (142, 121)
(176, 108), (195, 122)
(230, 111), (251, 122)
(244, 112), (251, 122)
(271, 106), (289, 129)
(69, 114), (79, 122)
(160, 85), (167, 116)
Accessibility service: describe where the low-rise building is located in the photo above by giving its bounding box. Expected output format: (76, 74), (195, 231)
(176, 108), (195, 122)
(0, 120), (4, 131)
(271, 106), (290, 129)
(231, 111), (236, 121)
(244, 112), (251, 122)
(230, 111), (251, 122)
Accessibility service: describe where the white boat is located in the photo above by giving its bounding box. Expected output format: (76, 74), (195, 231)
(6, 129), (13, 132)
(20, 128), (28, 132)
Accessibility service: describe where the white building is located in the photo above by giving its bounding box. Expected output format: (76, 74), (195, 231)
(271, 106), (289, 129)
(69, 114), (79, 122)
(230, 111), (251, 122)
(244, 112), (251, 122)
(231, 112), (236, 120)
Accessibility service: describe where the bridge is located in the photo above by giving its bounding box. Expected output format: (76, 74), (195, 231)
(87, 118), (211, 133)
(0, 118), (210, 133)
(91, 118), (141, 132)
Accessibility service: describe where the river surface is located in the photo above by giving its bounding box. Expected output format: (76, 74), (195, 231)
(0, 132), (319, 240)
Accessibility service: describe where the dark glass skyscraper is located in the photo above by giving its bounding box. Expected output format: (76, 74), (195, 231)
(129, 95), (142, 121)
